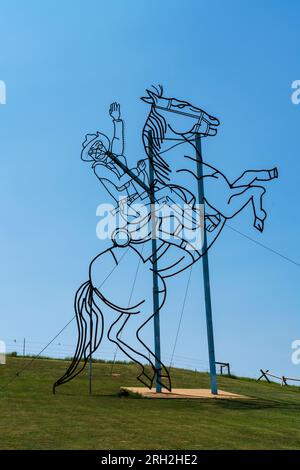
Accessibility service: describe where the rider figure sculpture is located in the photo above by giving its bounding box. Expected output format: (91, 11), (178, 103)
(81, 102), (148, 205)
(81, 92), (279, 261)
(53, 89), (279, 395)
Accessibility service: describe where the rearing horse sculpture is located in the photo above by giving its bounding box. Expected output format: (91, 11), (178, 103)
(53, 86), (278, 393)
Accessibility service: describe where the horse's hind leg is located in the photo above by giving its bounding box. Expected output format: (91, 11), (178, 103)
(107, 301), (172, 391)
(136, 314), (172, 392)
(120, 284), (172, 391)
(232, 168), (278, 187)
(107, 313), (157, 389)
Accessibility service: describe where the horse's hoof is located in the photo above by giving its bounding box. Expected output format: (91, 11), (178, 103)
(157, 375), (172, 392)
(155, 370), (172, 392)
(137, 372), (154, 389)
(268, 167), (278, 180)
(254, 217), (264, 232)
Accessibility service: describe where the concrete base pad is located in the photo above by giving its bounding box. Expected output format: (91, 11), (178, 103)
(121, 387), (249, 399)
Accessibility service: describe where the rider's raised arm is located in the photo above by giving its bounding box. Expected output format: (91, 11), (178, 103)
(111, 119), (124, 156)
(109, 102), (124, 157)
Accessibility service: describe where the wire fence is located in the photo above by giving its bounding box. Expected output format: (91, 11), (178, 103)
(3, 337), (210, 372)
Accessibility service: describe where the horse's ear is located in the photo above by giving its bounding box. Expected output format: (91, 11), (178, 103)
(141, 89), (158, 104)
(140, 95), (153, 104)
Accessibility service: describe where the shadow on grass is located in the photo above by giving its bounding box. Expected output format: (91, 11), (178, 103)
(213, 398), (300, 411)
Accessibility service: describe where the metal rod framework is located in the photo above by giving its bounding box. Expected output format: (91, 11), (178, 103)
(195, 134), (218, 395)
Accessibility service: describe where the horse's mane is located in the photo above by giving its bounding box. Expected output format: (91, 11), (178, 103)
(142, 88), (171, 183)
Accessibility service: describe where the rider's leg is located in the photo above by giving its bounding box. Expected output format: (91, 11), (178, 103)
(232, 168), (278, 187)
(224, 185), (267, 232)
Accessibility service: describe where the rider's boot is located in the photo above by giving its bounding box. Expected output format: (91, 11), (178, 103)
(205, 214), (221, 232)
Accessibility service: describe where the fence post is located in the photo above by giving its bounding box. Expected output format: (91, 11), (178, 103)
(282, 376), (288, 386)
(257, 369), (270, 383)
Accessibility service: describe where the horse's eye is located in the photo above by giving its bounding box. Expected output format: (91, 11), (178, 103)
(177, 104), (186, 109)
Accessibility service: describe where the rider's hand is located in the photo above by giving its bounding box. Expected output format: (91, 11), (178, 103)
(137, 159), (146, 172)
(109, 102), (121, 120)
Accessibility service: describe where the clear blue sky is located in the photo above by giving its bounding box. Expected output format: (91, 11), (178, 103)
(0, 0), (299, 380)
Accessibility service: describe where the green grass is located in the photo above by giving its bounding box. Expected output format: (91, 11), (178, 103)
(0, 357), (300, 450)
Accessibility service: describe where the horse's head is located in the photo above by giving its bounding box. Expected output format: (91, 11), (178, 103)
(141, 86), (220, 138)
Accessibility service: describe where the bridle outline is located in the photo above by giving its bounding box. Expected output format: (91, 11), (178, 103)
(154, 98), (219, 135)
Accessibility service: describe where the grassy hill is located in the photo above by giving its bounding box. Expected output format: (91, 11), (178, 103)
(0, 356), (300, 450)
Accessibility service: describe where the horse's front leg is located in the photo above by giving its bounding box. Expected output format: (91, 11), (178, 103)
(232, 168), (278, 187)
(227, 185), (267, 232)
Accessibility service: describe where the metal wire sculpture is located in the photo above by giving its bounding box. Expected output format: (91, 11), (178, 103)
(53, 86), (278, 393)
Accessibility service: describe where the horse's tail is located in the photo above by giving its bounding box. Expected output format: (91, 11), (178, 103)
(53, 280), (104, 394)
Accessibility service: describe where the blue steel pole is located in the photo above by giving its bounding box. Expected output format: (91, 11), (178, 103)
(89, 299), (93, 395)
(195, 133), (218, 395)
(148, 131), (162, 393)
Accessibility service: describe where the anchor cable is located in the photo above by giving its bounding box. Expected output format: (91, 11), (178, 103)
(169, 266), (193, 370)
(0, 246), (131, 392)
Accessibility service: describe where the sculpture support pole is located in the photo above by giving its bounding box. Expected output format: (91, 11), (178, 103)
(148, 131), (162, 393)
(89, 300), (93, 395)
(195, 133), (218, 395)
